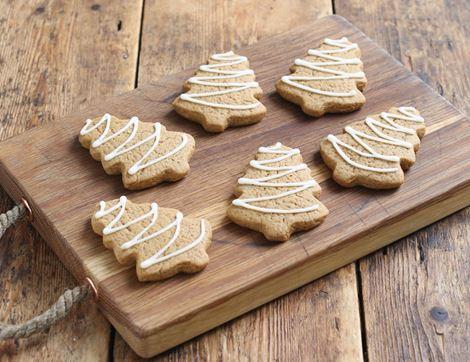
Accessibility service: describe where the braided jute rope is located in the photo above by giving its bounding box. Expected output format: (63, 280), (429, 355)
(0, 203), (25, 239)
(0, 203), (92, 341)
(0, 285), (91, 340)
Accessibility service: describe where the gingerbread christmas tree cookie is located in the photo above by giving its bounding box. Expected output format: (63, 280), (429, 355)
(320, 106), (426, 189)
(227, 143), (329, 241)
(173, 51), (266, 133)
(79, 114), (195, 190)
(92, 196), (212, 281)
(276, 37), (367, 117)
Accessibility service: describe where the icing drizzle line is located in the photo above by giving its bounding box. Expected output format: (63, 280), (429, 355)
(95, 196), (206, 269)
(80, 114), (188, 175)
(179, 51), (262, 110)
(232, 143), (319, 214)
(327, 106), (424, 173)
(281, 37), (365, 97)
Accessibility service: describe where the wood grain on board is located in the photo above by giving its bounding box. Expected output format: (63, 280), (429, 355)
(0, 15), (468, 358)
(0, 0), (143, 360)
(336, 0), (470, 360)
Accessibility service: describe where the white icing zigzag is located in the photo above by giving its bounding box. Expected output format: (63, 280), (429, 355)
(281, 37), (365, 97)
(80, 114), (188, 175)
(232, 143), (319, 214)
(179, 51), (262, 110)
(95, 196), (206, 269)
(327, 107), (424, 173)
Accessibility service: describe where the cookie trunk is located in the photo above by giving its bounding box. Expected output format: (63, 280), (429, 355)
(174, 97), (266, 133)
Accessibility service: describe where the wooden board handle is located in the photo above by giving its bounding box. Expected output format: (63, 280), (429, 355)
(0, 200), (97, 341)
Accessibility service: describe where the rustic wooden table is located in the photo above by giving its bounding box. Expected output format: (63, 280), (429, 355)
(0, 1), (468, 361)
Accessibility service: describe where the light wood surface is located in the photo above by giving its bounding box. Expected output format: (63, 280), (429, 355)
(0, 14), (468, 358)
(0, 1), (468, 361)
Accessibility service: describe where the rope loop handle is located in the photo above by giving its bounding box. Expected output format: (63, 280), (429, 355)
(0, 202), (94, 341)
(0, 203), (25, 239)
(0, 285), (91, 340)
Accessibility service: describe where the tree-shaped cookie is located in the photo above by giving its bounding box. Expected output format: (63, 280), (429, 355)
(320, 106), (426, 189)
(276, 37), (367, 117)
(227, 143), (329, 241)
(79, 114), (195, 190)
(173, 51), (266, 133)
(92, 196), (212, 281)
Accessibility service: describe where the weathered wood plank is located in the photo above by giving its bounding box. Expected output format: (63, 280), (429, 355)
(336, 0), (470, 360)
(116, 0), (362, 359)
(0, 0), (143, 360)
(138, 0), (332, 82)
(357, 209), (470, 361)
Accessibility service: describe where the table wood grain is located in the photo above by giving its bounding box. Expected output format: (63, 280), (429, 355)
(0, 0), (468, 361)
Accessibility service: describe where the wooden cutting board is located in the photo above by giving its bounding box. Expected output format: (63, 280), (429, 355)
(0, 15), (468, 357)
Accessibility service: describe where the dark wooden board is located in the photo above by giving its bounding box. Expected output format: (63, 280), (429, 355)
(0, 15), (468, 357)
